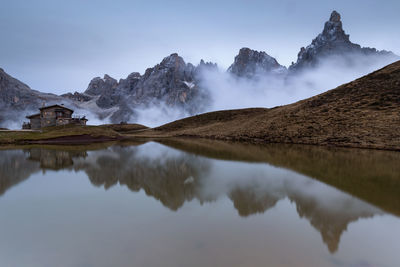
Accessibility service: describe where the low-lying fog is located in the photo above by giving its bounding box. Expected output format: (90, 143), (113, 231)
(1, 53), (397, 129)
(133, 53), (397, 127)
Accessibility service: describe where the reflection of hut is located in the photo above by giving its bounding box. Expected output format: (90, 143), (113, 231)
(27, 148), (88, 170)
(23, 104), (88, 130)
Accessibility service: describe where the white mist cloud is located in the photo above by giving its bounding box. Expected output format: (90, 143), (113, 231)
(134, 103), (190, 128)
(2, 53), (397, 129)
(0, 99), (110, 129)
(130, 53), (398, 127)
(202, 53), (398, 112)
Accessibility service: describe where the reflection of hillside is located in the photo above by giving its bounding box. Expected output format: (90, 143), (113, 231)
(159, 138), (400, 216)
(0, 150), (40, 195)
(0, 141), (394, 253)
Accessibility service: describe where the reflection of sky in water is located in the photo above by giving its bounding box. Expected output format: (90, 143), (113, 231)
(0, 142), (399, 267)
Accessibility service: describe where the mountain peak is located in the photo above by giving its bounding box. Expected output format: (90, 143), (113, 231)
(289, 11), (396, 72)
(103, 74), (116, 82)
(85, 74), (118, 96)
(329, 10), (341, 22)
(228, 47), (286, 78)
(320, 10), (348, 43)
(160, 53), (185, 67)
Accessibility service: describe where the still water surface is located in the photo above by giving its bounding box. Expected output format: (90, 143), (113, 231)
(0, 140), (399, 267)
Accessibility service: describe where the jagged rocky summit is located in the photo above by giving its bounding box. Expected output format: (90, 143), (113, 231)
(63, 53), (215, 122)
(289, 11), (396, 72)
(228, 11), (398, 77)
(228, 48), (286, 78)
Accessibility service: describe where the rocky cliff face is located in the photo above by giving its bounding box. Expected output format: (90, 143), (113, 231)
(0, 53), (215, 126)
(85, 74), (118, 96)
(129, 53), (197, 106)
(65, 53), (213, 123)
(0, 68), (38, 110)
(289, 11), (396, 72)
(128, 54), (212, 114)
(228, 48), (286, 78)
(0, 68), (64, 126)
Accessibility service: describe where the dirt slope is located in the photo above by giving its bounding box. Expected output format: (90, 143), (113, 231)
(147, 61), (400, 150)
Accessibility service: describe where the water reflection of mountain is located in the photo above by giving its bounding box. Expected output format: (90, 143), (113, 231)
(0, 150), (40, 195)
(71, 146), (211, 210)
(160, 138), (400, 216)
(0, 141), (398, 253)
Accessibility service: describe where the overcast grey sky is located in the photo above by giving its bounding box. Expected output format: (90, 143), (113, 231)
(1, 0), (399, 94)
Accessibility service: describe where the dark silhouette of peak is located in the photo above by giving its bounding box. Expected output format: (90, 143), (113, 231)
(289, 11), (397, 72)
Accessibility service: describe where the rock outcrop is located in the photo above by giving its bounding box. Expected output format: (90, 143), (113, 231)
(84, 74), (120, 109)
(0, 68), (38, 110)
(85, 74), (118, 96)
(80, 53), (212, 122)
(228, 48), (286, 78)
(0, 68), (63, 126)
(130, 53), (198, 107)
(289, 11), (397, 72)
(61, 91), (93, 102)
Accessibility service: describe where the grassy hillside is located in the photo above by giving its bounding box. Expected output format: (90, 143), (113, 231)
(102, 123), (148, 134)
(147, 61), (400, 150)
(0, 124), (122, 144)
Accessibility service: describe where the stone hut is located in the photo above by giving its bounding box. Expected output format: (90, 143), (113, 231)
(24, 104), (88, 130)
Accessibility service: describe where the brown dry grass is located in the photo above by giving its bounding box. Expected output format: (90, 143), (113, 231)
(0, 124), (122, 144)
(136, 61), (400, 150)
(0, 123), (150, 145)
(102, 123), (148, 134)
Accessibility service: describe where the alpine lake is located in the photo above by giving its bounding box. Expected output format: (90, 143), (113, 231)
(0, 139), (399, 267)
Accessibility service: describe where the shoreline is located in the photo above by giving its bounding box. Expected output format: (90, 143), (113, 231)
(0, 125), (399, 151)
(132, 132), (400, 152)
(14, 134), (124, 145)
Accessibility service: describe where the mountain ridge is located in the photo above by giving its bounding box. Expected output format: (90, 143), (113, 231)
(289, 10), (396, 72)
(0, 10), (398, 127)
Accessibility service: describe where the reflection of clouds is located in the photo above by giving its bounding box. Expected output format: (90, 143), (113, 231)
(0, 143), (388, 253)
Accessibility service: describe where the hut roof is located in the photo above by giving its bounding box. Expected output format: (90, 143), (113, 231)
(26, 113), (40, 119)
(39, 104), (74, 113)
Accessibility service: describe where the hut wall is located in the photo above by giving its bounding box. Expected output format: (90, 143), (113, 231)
(56, 118), (71, 126)
(40, 107), (66, 127)
(30, 118), (41, 130)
